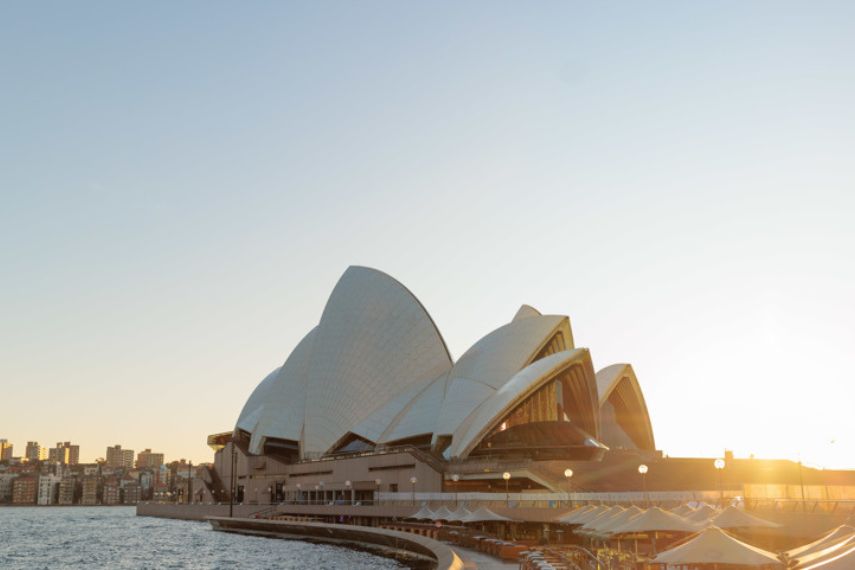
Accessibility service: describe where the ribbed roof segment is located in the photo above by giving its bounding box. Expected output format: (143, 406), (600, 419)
(235, 267), (453, 458)
(236, 326), (317, 454)
(302, 267), (453, 456)
(596, 363), (655, 451)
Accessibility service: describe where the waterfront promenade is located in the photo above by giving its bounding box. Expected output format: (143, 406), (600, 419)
(138, 497), (855, 569)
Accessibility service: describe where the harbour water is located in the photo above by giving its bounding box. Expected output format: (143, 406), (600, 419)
(0, 506), (404, 569)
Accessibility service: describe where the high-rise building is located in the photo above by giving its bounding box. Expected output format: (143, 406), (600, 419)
(12, 477), (37, 504)
(57, 477), (76, 505)
(81, 477), (99, 505)
(25, 442), (41, 463)
(0, 473), (18, 502)
(48, 446), (65, 464)
(0, 439), (13, 461)
(122, 480), (141, 504)
(106, 445), (134, 469)
(37, 475), (62, 505)
(136, 449), (165, 469)
(48, 442), (80, 465)
(66, 443), (79, 465)
(102, 479), (121, 505)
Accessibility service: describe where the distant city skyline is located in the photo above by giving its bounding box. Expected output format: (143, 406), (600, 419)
(0, 439), (177, 467)
(2, 2), (854, 468)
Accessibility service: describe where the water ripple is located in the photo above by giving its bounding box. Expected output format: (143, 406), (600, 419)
(0, 506), (405, 569)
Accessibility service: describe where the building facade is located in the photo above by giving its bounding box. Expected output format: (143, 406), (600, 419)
(102, 479), (121, 505)
(0, 439), (13, 461)
(0, 473), (17, 502)
(12, 476), (37, 504)
(37, 474), (62, 505)
(122, 480), (141, 504)
(106, 446), (135, 469)
(81, 476), (99, 505)
(25, 442), (43, 463)
(136, 449), (164, 469)
(48, 442), (80, 466)
(58, 477), (77, 505)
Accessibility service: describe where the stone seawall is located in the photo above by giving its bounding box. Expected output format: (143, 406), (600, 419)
(208, 517), (463, 570)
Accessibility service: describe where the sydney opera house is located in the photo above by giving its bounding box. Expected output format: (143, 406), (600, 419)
(206, 266), (657, 504)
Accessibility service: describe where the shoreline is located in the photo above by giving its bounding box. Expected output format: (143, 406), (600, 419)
(0, 504), (131, 508)
(134, 503), (464, 570)
(208, 516), (463, 570)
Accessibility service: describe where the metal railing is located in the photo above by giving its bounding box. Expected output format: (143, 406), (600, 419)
(377, 489), (743, 506)
(747, 497), (855, 514)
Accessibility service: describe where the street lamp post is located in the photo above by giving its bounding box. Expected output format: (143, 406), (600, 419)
(503, 472), (511, 506)
(451, 474), (460, 507)
(345, 480), (353, 505)
(374, 478), (382, 506)
(410, 476), (417, 506)
(319, 481), (325, 505)
(714, 458), (726, 507)
(638, 464), (649, 506)
(564, 468), (574, 506)
(229, 440), (237, 518)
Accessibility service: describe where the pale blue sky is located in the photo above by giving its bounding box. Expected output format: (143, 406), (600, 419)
(2, 2), (853, 467)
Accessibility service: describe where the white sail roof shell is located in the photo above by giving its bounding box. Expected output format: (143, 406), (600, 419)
(235, 266), (453, 458)
(236, 326), (317, 454)
(302, 267), (453, 455)
(351, 314), (579, 457)
(596, 363), (656, 451)
(449, 348), (596, 458)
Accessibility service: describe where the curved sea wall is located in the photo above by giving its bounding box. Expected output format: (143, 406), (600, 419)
(208, 516), (463, 570)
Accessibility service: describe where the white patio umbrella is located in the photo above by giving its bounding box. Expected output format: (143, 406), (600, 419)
(562, 505), (607, 525)
(609, 507), (699, 534)
(594, 505), (644, 554)
(787, 525), (855, 559)
(430, 505), (456, 521)
(794, 542), (855, 569)
(446, 505), (472, 522)
(596, 505), (644, 536)
(707, 506), (781, 529)
(407, 504), (435, 520)
(609, 506), (700, 555)
(462, 506), (515, 523)
(685, 504), (718, 523)
(579, 506), (626, 534)
(556, 505), (597, 524)
(653, 526), (783, 567)
(671, 503), (695, 517)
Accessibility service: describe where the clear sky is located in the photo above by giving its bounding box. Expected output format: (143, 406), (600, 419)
(1, 2), (853, 468)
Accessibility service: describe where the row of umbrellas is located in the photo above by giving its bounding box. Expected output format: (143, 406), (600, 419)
(562, 503), (854, 568)
(784, 524), (855, 570)
(559, 504), (780, 536)
(407, 501), (853, 567)
(407, 504), (513, 523)
(653, 524), (855, 568)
